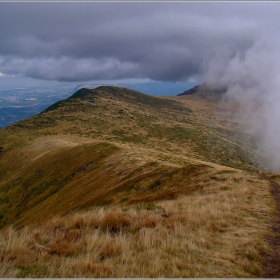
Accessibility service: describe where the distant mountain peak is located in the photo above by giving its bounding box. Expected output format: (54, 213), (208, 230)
(40, 86), (177, 114)
(177, 82), (227, 99)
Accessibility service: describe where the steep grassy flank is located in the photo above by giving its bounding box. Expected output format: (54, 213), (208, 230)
(0, 137), (217, 229)
(0, 142), (119, 227)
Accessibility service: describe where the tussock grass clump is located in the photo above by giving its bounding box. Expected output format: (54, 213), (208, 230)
(0, 172), (274, 278)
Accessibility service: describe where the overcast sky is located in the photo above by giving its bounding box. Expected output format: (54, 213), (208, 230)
(0, 2), (279, 85)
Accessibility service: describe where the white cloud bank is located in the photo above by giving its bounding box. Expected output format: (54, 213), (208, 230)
(203, 34), (280, 171)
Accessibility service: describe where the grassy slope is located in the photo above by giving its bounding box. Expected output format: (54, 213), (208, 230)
(0, 86), (259, 227)
(0, 170), (274, 277)
(0, 86), (277, 277)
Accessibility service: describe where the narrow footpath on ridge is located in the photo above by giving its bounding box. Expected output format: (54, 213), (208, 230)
(261, 174), (280, 277)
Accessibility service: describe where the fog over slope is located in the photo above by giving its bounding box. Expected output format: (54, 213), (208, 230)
(203, 34), (280, 171)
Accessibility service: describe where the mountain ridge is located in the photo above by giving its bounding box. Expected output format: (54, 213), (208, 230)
(0, 85), (277, 278)
(41, 86), (185, 114)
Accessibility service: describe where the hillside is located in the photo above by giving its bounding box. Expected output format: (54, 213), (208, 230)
(0, 85), (278, 277)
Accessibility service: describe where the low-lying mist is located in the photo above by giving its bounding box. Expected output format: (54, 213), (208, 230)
(203, 35), (280, 172)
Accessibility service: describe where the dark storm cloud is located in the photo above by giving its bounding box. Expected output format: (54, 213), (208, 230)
(0, 2), (279, 82)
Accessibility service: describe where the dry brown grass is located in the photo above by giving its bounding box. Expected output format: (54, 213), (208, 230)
(0, 86), (276, 277)
(0, 170), (275, 277)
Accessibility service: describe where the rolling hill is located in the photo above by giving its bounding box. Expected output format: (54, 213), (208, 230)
(0, 85), (278, 277)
